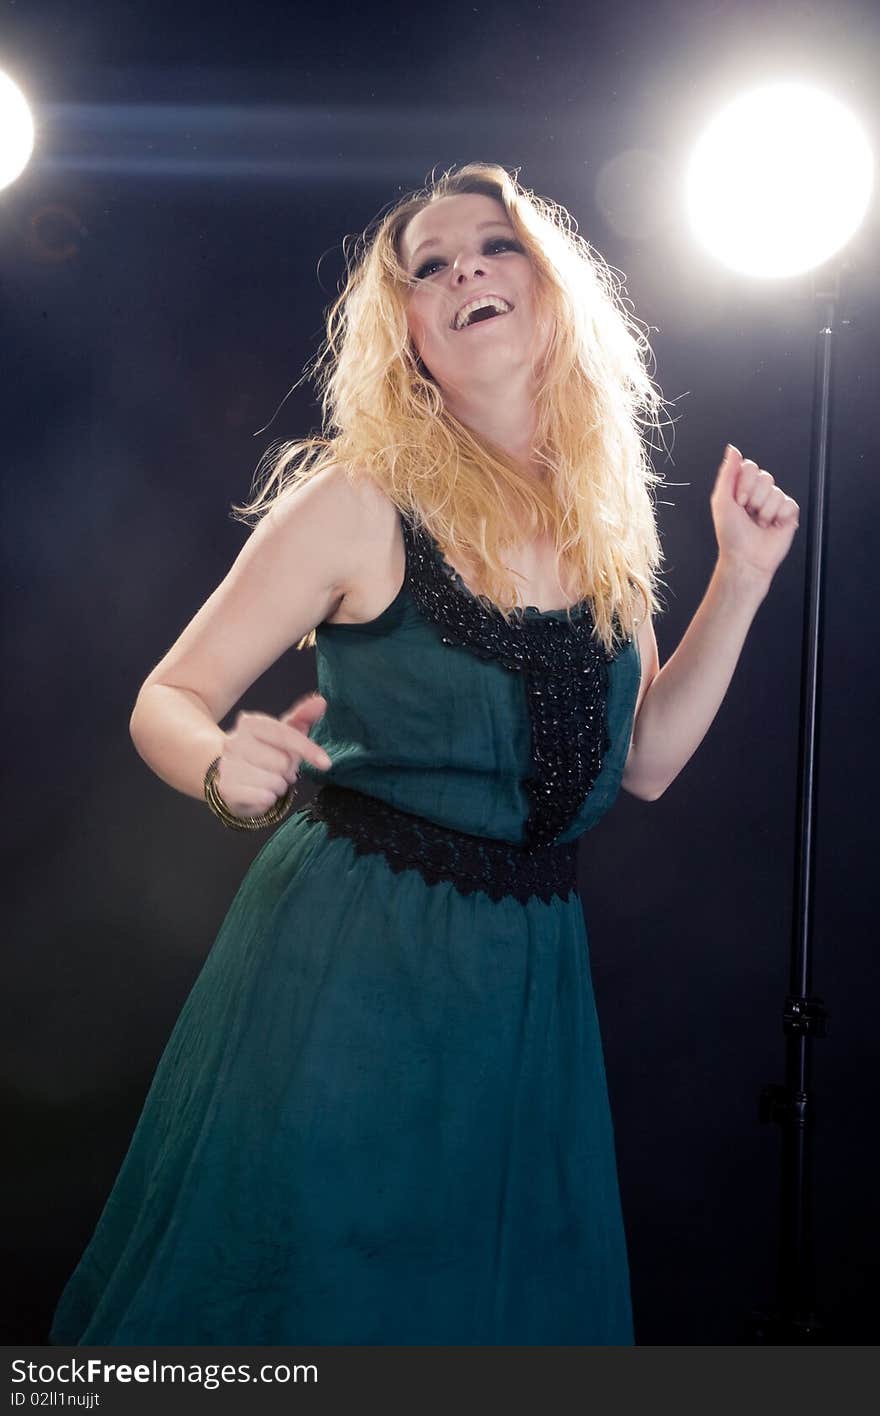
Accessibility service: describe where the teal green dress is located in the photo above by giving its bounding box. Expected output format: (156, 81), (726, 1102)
(50, 509), (641, 1346)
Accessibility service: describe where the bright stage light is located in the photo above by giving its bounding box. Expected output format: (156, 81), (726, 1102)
(686, 81), (873, 277)
(0, 68), (34, 191)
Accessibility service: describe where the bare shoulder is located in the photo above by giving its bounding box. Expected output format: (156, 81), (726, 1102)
(296, 467), (403, 625)
(136, 463), (400, 724)
(265, 463), (393, 584)
(267, 462), (371, 533)
(270, 462), (394, 534)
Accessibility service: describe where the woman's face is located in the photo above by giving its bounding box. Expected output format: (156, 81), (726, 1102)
(398, 193), (549, 397)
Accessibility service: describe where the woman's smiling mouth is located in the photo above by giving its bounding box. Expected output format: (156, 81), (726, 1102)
(451, 294), (515, 331)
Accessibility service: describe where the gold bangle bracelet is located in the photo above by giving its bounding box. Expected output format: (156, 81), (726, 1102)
(203, 756), (295, 832)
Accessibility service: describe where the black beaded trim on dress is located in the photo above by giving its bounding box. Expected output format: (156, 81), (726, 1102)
(399, 514), (617, 850)
(301, 782), (579, 905)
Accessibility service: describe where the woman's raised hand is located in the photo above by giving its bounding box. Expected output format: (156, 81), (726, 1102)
(711, 444), (801, 586)
(214, 692), (332, 819)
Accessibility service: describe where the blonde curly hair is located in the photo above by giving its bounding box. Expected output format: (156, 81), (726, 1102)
(233, 161), (671, 653)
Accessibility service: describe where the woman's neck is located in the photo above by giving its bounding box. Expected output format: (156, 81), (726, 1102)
(442, 372), (546, 482)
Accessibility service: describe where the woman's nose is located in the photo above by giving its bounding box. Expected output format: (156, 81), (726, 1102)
(453, 253), (486, 281)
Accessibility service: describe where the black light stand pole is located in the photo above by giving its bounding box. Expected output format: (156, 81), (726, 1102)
(744, 262), (842, 1343)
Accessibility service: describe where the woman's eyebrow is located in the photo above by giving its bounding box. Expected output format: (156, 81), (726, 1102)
(407, 220), (514, 264)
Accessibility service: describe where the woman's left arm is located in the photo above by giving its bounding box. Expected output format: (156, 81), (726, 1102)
(621, 443), (801, 802)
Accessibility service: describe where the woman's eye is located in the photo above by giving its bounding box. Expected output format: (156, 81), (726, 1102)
(485, 238), (523, 255)
(414, 237), (524, 281)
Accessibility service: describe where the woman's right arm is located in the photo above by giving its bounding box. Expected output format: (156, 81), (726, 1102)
(129, 465), (369, 808)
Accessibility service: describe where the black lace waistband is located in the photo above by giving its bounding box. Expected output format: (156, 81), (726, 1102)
(299, 782), (578, 905)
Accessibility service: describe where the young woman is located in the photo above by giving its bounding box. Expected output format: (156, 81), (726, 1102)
(50, 162), (799, 1346)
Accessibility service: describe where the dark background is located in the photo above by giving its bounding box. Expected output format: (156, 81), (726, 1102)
(2, 0), (878, 1344)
